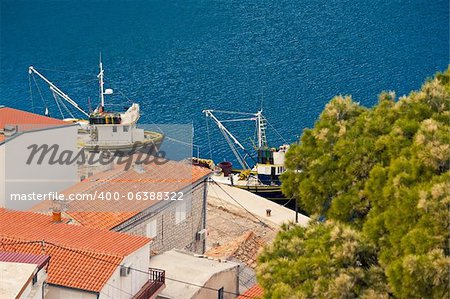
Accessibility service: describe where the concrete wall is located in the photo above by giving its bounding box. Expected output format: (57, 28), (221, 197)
(117, 181), (207, 255)
(46, 286), (97, 299)
(28, 267), (48, 299)
(193, 266), (239, 299)
(2, 125), (78, 210)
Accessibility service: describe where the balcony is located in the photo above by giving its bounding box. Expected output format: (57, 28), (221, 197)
(132, 268), (165, 299)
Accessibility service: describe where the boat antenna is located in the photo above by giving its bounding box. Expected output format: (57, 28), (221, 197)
(260, 86), (264, 112)
(98, 52), (105, 109)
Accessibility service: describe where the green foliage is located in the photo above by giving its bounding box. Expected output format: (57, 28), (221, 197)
(259, 68), (450, 298)
(258, 221), (388, 299)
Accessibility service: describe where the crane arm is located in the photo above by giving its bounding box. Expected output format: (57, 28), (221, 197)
(28, 66), (89, 117)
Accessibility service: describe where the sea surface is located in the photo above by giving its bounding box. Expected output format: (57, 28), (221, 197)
(1, 0), (448, 165)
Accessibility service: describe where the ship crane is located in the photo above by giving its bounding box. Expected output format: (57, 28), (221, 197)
(203, 109), (268, 170)
(28, 66), (89, 117)
(28, 55), (114, 119)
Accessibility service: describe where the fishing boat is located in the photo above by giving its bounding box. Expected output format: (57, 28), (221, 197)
(199, 109), (289, 200)
(28, 57), (164, 152)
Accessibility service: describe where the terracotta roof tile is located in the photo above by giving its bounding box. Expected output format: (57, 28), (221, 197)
(0, 107), (68, 127)
(0, 107), (71, 143)
(34, 161), (211, 230)
(238, 284), (264, 299)
(0, 209), (150, 292)
(206, 231), (265, 269)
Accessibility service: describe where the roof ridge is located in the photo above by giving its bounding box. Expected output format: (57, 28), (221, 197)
(0, 235), (125, 259)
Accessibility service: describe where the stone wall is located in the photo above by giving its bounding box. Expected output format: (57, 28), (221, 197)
(117, 180), (207, 255)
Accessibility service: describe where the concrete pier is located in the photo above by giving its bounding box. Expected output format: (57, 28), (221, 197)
(207, 182), (310, 228)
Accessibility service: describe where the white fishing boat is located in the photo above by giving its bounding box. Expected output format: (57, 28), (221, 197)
(28, 57), (164, 152)
(198, 109), (289, 200)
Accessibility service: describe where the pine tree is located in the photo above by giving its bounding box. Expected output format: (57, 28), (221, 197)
(258, 68), (450, 298)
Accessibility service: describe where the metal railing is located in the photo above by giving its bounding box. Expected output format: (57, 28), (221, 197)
(132, 268), (165, 299)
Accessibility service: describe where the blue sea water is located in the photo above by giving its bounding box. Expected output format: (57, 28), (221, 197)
(0, 0), (448, 164)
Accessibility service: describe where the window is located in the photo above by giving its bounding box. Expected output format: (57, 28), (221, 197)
(123, 126), (129, 132)
(113, 126), (117, 133)
(175, 201), (187, 224)
(146, 219), (157, 238)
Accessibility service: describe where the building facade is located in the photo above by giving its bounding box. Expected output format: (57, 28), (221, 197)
(114, 177), (208, 254)
(49, 161), (211, 255)
(0, 252), (50, 299)
(0, 209), (165, 299)
(0, 106), (78, 210)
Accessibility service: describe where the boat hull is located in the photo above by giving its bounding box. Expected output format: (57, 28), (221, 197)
(233, 184), (284, 201)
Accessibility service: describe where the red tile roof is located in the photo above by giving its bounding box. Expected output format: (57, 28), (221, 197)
(0, 251), (50, 270)
(0, 107), (70, 143)
(0, 209), (150, 292)
(0, 107), (68, 127)
(34, 161), (211, 230)
(238, 284), (264, 299)
(206, 231), (265, 269)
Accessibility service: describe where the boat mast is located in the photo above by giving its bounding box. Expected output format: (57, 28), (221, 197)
(98, 53), (105, 109)
(28, 66), (89, 117)
(256, 110), (268, 149)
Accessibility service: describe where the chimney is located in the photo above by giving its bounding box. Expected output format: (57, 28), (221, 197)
(52, 203), (62, 223)
(52, 210), (62, 223)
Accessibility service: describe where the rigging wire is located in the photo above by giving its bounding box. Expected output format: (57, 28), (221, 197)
(208, 110), (255, 116)
(103, 75), (134, 105)
(264, 116), (288, 144)
(219, 125), (248, 169)
(28, 74), (35, 113)
(58, 94), (75, 119)
(31, 73), (48, 113)
(38, 67), (95, 77)
(205, 115), (213, 161)
(209, 179), (275, 230)
(51, 91), (65, 119)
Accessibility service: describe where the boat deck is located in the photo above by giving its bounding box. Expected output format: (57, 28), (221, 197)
(77, 130), (164, 151)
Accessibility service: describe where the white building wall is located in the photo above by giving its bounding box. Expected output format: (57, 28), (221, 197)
(28, 267), (48, 299)
(2, 125), (78, 210)
(45, 286), (97, 299)
(97, 125), (132, 144)
(43, 244), (150, 299)
(99, 243), (151, 299)
(193, 267), (239, 299)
